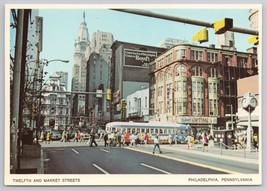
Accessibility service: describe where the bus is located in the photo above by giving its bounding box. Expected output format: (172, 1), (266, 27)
(105, 121), (192, 144)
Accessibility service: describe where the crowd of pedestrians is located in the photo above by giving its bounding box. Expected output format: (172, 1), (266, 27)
(40, 126), (259, 154)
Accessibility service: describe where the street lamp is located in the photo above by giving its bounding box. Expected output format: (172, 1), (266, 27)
(241, 93), (257, 151)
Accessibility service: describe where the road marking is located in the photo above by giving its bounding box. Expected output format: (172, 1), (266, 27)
(125, 147), (240, 174)
(93, 164), (110, 174)
(71, 148), (79, 154)
(100, 149), (110, 153)
(140, 163), (172, 174)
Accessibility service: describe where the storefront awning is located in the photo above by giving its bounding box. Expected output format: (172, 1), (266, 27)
(237, 121), (259, 127)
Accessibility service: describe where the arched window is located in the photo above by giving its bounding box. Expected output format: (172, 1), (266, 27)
(165, 68), (172, 80)
(175, 65), (187, 76)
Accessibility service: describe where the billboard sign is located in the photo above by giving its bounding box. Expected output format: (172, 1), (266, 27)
(124, 49), (157, 67)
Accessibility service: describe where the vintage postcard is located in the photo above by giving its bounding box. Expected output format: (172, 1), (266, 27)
(5, 4), (262, 186)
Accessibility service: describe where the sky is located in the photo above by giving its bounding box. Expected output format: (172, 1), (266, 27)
(14, 5), (259, 91)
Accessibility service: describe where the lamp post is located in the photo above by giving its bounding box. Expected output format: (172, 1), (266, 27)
(241, 93), (257, 151)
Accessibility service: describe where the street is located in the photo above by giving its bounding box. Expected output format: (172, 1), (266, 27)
(42, 143), (258, 174)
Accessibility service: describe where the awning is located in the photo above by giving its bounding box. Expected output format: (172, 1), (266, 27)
(237, 121), (259, 127)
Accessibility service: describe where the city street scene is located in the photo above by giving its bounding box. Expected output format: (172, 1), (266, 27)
(6, 4), (261, 186)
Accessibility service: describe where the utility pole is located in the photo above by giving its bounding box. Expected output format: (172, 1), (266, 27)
(10, 9), (24, 174)
(10, 9), (30, 173)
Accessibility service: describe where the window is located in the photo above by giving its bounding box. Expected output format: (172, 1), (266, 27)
(191, 50), (203, 61)
(209, 68), (218, 78)
(166, 53), (172, 64)
(238, 57), (248, 68)
(191, 66), (203, 77)
(176, 97), (187, 115)
(165, 69), (172, 80)
(207, 52), (218, 62)
(208, 78), (219, 116)
(191, 80), (204, 115)
(175, 65), (187, 76)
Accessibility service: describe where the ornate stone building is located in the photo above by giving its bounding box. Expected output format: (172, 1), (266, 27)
(42, 73), (71, 130)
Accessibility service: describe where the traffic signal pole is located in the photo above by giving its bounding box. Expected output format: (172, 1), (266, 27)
(111, 9), (258, 35)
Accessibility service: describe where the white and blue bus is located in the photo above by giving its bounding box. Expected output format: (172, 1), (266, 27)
(105, 121), (192, 144)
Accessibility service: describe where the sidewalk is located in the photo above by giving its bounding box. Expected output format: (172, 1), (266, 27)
(19, 140), (259, 174)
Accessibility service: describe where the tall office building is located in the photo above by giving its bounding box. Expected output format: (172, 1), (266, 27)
(90, 30), (114, 54)
(56, 71), (69, 90)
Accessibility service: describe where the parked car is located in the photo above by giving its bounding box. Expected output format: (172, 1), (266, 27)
(50, 130), (62, 140)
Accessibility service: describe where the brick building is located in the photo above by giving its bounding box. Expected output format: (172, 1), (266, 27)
(149, 43), (258, 134)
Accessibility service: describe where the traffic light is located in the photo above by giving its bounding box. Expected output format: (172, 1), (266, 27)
(248, 35), (259, 45)
(106, 88), (111, 101)
(213, 18), (233, 34)
(32, 104), (38, 116)
(192, 29), (209, 43)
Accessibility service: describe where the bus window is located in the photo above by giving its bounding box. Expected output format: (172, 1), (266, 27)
(155, 129), (159, 134)
(141, 128), (145, 133)
(132, 128), (135, 134)
(145, 128), (149, 133)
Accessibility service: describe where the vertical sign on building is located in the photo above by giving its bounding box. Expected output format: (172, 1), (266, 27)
(121, 99), (127, 121)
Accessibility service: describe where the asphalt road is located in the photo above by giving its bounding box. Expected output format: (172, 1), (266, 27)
(43, 146), (229, 174)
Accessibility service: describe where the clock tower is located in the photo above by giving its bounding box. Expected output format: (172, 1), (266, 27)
(71, 12), (90, 120)
(72, 11), (90, 92)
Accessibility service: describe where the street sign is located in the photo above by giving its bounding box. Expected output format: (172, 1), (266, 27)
(96, 90), (102, 98)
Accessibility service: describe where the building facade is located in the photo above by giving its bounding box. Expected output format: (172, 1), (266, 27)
(85, 52), (110, 126)
(89, 30), (114, 55)
(42, 73), (71, 130)
(56, 71), (68, 91)
(149, 43), (258, 134)
(110, 41), (166, 121)
(126, 88), (150, 121)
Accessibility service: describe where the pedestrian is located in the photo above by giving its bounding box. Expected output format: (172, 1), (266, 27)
(173, 133), (178, 145)
(168, 133), (172, 146)
(130, 133), (136, 147)
(152, 134), (163, 154)
(109, 132), (114, 147)
(117, 132), (122, 147)
(125, 132), (130, 146)
(73, 130), (79, 142)
(89, 133), (98, 147)
(104, 132), (109, 147)
(203, 133), (209, 151)
(46, 131), (51, 144)
(185, 133), (193, 149)
(143, 132), (149, 146)
(253, 133), (258, 151)
(60, 130), (66, 142)
(40, 129), (45, 142)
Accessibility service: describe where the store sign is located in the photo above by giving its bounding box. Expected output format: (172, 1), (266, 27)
(124, 49), (157, 67)
(178, 116), (217, 124)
